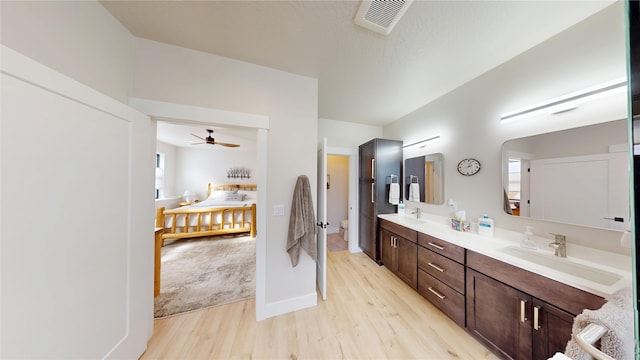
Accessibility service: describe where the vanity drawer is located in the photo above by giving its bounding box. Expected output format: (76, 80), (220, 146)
(418, 246), (465, 294)
(418, 233), (465, 263)
(418, 269), (465, 327)
(379, 218), (417, 243)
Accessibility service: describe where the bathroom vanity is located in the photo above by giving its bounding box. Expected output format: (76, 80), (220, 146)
(378, 214), (631, 360)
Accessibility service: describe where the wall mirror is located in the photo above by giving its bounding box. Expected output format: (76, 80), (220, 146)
(502, 119), (628, 230)
(405, 153), (444, 204)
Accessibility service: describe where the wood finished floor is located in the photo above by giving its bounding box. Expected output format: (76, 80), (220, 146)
(141, 250), (498, 359)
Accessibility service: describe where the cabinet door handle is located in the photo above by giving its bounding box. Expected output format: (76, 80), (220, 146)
(371, 183), (375, 203)
(533, 306), (541, 330)
(427, 242), (445, 251)
(520, 299), (528, 323)
(428, 287), (446, 300)
(427, 262), (445, 272)
(371, 159), (375, 179)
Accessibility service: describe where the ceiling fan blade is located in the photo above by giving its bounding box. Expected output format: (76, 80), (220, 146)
(191, 133), (206, 141)
(215, 142), (240, 148)
(190, 142), (205, 145)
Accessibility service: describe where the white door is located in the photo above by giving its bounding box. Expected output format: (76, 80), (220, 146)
(529, 152), (629, 230)
(316, 138), (328, 300)
(1, 47), (154, 358)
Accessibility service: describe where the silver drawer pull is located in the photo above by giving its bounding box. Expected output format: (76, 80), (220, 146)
(427, 262), (445, 272)
(428, 287), (446, 300)
(533, 306), (541, 330)
(427, 242), (445, 251)
(520, 299), (528, 323)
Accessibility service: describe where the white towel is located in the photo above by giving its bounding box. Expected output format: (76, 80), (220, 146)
(549, 352), (571, 360)
(564, 287), (634, 360)
(409, 183), (420, 202)
(389, 183), (399, 205)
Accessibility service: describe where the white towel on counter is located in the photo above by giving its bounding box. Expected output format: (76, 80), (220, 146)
(409, 183), (420, 202)
(389, 182), (399, 205)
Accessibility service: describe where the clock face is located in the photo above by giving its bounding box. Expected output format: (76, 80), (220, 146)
(457, 158), (481, 176)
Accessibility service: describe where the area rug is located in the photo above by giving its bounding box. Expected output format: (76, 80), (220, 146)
(154, 234), (255, 318)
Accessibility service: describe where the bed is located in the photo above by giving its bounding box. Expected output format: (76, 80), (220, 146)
(156, 183), (257, 241)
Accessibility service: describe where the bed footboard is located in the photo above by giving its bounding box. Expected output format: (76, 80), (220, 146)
(156, 203), (256, 240)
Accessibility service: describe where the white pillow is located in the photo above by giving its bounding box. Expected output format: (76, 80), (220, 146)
(207, 190), (226, 200)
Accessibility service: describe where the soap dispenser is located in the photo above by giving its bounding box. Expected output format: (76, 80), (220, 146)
(521, 226), (537, 249)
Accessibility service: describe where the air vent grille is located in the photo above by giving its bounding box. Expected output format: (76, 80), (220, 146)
(355, 0), (414, 35)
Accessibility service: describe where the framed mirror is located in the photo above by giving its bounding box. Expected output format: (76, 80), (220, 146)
(502, 119), (628, 230)
(405, 153), (444, 204)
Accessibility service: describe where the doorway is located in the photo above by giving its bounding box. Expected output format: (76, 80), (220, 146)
(326, 147), (358, 253)
(326, 154), (349, 252)
(129, 97), (270, 320)
(153, 119), (259, 318)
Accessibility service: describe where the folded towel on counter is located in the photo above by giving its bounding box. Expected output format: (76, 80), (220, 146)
(389, 182), (400, 205)
(564, 287), (634, 360)
(409, 183), (420, 202)
(286, 175), (317, 267)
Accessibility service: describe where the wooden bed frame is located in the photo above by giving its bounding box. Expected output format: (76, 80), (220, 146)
(155, 184), (257, 240)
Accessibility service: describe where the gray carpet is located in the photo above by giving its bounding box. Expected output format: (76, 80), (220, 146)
(154, 234), (256, 318)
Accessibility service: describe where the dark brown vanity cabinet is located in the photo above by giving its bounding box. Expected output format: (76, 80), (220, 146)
(466, 251), (606, 360)
(416, 233), (466, 327)
(379, 219), (417, 288)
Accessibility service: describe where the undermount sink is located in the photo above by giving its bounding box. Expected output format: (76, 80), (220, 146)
(498, 246), (623, 286)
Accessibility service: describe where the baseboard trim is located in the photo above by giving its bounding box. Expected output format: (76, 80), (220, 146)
(258, 292), (317, 321)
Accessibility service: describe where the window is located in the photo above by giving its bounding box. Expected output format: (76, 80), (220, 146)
(155, 153), (165, 199)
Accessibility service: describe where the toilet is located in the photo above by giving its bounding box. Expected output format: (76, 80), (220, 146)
(340, 219), (349, 241)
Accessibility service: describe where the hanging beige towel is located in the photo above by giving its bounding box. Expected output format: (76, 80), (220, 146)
(286, 175), (317, 267)
(564, 287), (634, 360)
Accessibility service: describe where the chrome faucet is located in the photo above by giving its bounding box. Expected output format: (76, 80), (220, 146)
(548, 234), (567, 257)
(411, 208), (421, 219)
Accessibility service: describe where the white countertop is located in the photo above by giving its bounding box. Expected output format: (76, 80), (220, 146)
(378, 213), (633, 299)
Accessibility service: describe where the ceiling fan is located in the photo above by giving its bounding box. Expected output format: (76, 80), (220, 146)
(190, 129), (240, 148)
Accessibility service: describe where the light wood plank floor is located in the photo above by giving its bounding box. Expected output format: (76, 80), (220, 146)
(141, 250), (498, 359)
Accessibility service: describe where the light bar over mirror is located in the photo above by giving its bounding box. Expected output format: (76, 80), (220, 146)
(500, 78), (627, 124)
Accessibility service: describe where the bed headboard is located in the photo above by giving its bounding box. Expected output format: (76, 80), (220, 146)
(207, 183), (258, 198)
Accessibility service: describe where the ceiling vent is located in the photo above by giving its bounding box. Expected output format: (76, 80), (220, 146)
(355, 0), (414, 35)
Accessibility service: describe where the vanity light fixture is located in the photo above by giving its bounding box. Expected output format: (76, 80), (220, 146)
(402, 135), (441, 149)
(499, 78), (627, 124)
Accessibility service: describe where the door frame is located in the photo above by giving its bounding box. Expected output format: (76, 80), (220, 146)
(128, 98), (270, 320)
(326, 146), (359, 253)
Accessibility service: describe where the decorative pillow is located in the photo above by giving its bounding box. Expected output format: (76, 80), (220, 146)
(225, 192), (246, 201)
(238, 190), (257, 200)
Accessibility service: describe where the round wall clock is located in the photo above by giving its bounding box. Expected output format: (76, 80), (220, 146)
(457, 158), (481, 176)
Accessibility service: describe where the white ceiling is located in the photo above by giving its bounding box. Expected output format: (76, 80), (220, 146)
(101, 0), (616, 145)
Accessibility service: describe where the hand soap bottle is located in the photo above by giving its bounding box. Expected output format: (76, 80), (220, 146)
(398, 201), (405, 215)
(478, 214), (494, 237)
(520, 226), (537, 249)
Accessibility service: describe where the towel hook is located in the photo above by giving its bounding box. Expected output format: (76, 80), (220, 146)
(388, 174), (398, 183)
(410, 175), (419, 184)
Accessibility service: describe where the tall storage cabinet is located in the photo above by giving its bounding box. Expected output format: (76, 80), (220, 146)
(358, 138), (403, 262)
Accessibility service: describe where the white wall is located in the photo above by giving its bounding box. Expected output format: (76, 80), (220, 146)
(156, 140), (178, 198)
(319, 118), (383, 148)
(384, 2), (628, 254)
(132, 38), (319, 316)
(327, 155), (349, 234)
(175, 141), (257, 200)
(0, 1), (134, 103)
